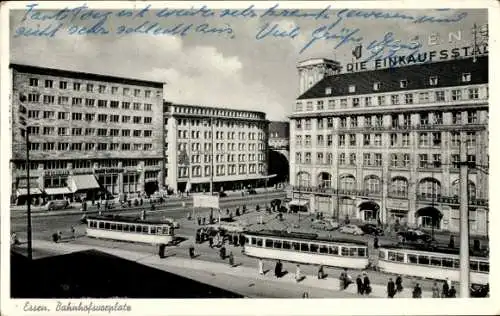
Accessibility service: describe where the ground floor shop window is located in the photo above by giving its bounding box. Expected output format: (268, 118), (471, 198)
(98, 174), (118, 195)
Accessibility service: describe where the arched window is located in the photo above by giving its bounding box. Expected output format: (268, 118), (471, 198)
(451, 180), (476, 200)
(418, 178), (441, 198)
(297, 172), (311, 187)
(390, 177), (408, 198)
(340, 174), (356, 191)
(318, 172), (332, 188)
(364, 175), (381, 194)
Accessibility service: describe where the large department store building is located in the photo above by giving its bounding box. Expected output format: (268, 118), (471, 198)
(289, 56), (489, 236)
(10, 64), (165, 203)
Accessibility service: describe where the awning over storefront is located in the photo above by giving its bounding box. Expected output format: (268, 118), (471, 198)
(69, 175), (100, 192)
(16, 188), (42, 196)
(44, 187), (72, 195)
(288, 199), (309, 207)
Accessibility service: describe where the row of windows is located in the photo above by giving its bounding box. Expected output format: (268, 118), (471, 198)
(380, 250), (489, 272)
(294, 111), (481, 130)
(15, 159), (160, 171)
(295, 152), (477, 168)
(296, 86), (485, 112)
(26, 110), (153, 124)
(88, 220), (173, 235)
(26, 126), (153, 137)
(28, 78), (154, 98)
(175, 142), (266, 152)
(172, 106), (263, 120)
(27, 142), (154, 151)
(177, 130), (264, 141)
(26, 94), (154, 111)
(246, 236), (368, 258)
(183, 153), (262, 164)
(296, 131), (478, 148)
(177, 164), (265, 177)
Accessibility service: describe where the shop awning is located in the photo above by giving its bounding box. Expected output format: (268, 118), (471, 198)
(44, 187), (72, 195)
(16, 188), (42, 196)
(288, 199), (309, 207)
(69, 175), (100, 192)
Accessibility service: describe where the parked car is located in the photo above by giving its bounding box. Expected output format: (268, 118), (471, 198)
(270, 199), (282, 208)
(360, 223), (384, 236)
(339, 224), (364, 235)
(44, 200), (69, 211)
(397, 229), (432, 243)
(311, 219), (337, 231)
(162, 217), (180, 228)
(247, 189), (257, 195)
(218, 191), (228, 198)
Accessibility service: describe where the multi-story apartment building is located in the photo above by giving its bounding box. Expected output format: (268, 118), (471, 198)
(10, 64), (165, 204)
(289, 56), (489, 236)
(163, 102), (269, 193)
(268, 121), (290, 186)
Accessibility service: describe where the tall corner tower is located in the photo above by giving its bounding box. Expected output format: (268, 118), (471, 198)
(297, 58), (341, 96)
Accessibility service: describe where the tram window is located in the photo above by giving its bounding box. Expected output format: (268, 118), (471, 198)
(341, 247), (349, 256)
(319, 245), (328, 254)
(98, 222), (104, 229)
(379, 250), (386, 260)
(293, 242), (300, 251)
(265, 239), (273, 248)
(117, 224), (122, 231)
(418, 256), (430, 265)
(310, 243), (319, 253)
(329, 246), (339, 255)
(408, 254), (418, 264)
(104, 222), (111, 230)
(130, 225), (136, 233)
(396, 253), (404, 262)
(142, 226), (148, 233)
(245, 237), (250, 244)
(274, 240), (282, 249)
(479, 262), (489, 272)
(251, 237), (256, 245)
(430, 257), (442, 266)
(470, 261), (479, 271)
(111, 224), (116, 230)
(358, 248), (366, 257)
(300, 243), (309, 252)
(349, 248), (357, 256)
(388, 251), (396, 261)
(256, 238), (263, 247)
(123, 224), (129, 232)
(151, 227), (156, 234)
(162, 227), (170, 235)
(283, 241), (291, 249)
(442, 258), (453, 268)
(453, 259), (460, 268)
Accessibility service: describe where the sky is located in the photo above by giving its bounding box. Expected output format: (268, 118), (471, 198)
(9, 4), (488, 121)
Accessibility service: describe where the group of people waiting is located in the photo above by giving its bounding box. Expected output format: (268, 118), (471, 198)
(432, 278), (457, 298)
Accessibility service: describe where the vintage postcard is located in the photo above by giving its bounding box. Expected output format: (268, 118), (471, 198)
(0, 1), (498, 315)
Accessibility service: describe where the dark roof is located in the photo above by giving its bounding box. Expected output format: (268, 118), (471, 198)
(269, 121), (290, 138)
(87, 215), (170, 225)
(11, 250), (243, 298)
(246, 230), (367, 246)
(298, 56), (488, 100)
(10, 63), (164, 88)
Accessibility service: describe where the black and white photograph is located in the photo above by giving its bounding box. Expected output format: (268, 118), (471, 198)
(1, 1), (498, 315)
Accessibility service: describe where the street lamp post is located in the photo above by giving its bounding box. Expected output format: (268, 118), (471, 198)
(25, 128), (33, 260)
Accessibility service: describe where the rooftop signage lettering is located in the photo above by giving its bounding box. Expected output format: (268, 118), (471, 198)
(15, 3), (471, 59)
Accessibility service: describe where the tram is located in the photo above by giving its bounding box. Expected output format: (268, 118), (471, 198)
(378, 245), (489, 285)
(85, 215), (175, 245)
(243, 230), (369, 269)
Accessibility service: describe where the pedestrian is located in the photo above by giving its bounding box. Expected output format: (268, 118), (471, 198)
(448, 285), (457, 298)
(140, 198), (143, 206)
(449, 235), (455, 248)
(219, 245), (226, 259)
(317, 265), (324, 279)
(274, 260), (282, 278)
(302, 292), (309, 298)
(197, 217), (201, 226)
(374, 236), (379, 249)
(432, 282), (440, 298)
(258, 259), (264, 275)
(228, 251), (234, 267)
(339, 268), (347, 290)
(442, 279), (450, 298)
(387, 278), (396, 298)
(71, 226), (76, 239)
(235, 208), (240, 217)
(395, 275), (403, 293)
(58, 231), (62, 242)
(189, 245), (195, 259)
(97, 201), (101, 210)
(356, 275), (364, 295)
(412, 283), (422, 298)
(363, 272), (371, 295)
(295, 264), (301, 282)
(202, 217), (206, 225)
(233, 234), (238, 246)
(208, 236), (213, 248)
(151, 204), (155, 211)
(226, 209), (230, 216)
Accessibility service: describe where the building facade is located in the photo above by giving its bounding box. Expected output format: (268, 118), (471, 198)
(10, 64), (165, 204)
(163, 102), (269, 193)
(289, 56), (489, 236)
(268, 121), (290, 186)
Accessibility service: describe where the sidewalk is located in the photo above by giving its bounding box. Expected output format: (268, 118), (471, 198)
(26, 239), (433, 298)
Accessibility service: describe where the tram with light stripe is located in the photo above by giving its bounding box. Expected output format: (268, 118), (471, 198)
(243, 230), (369, 269)
(378, 245), (489, 285)
(85, 215), (175, 245)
